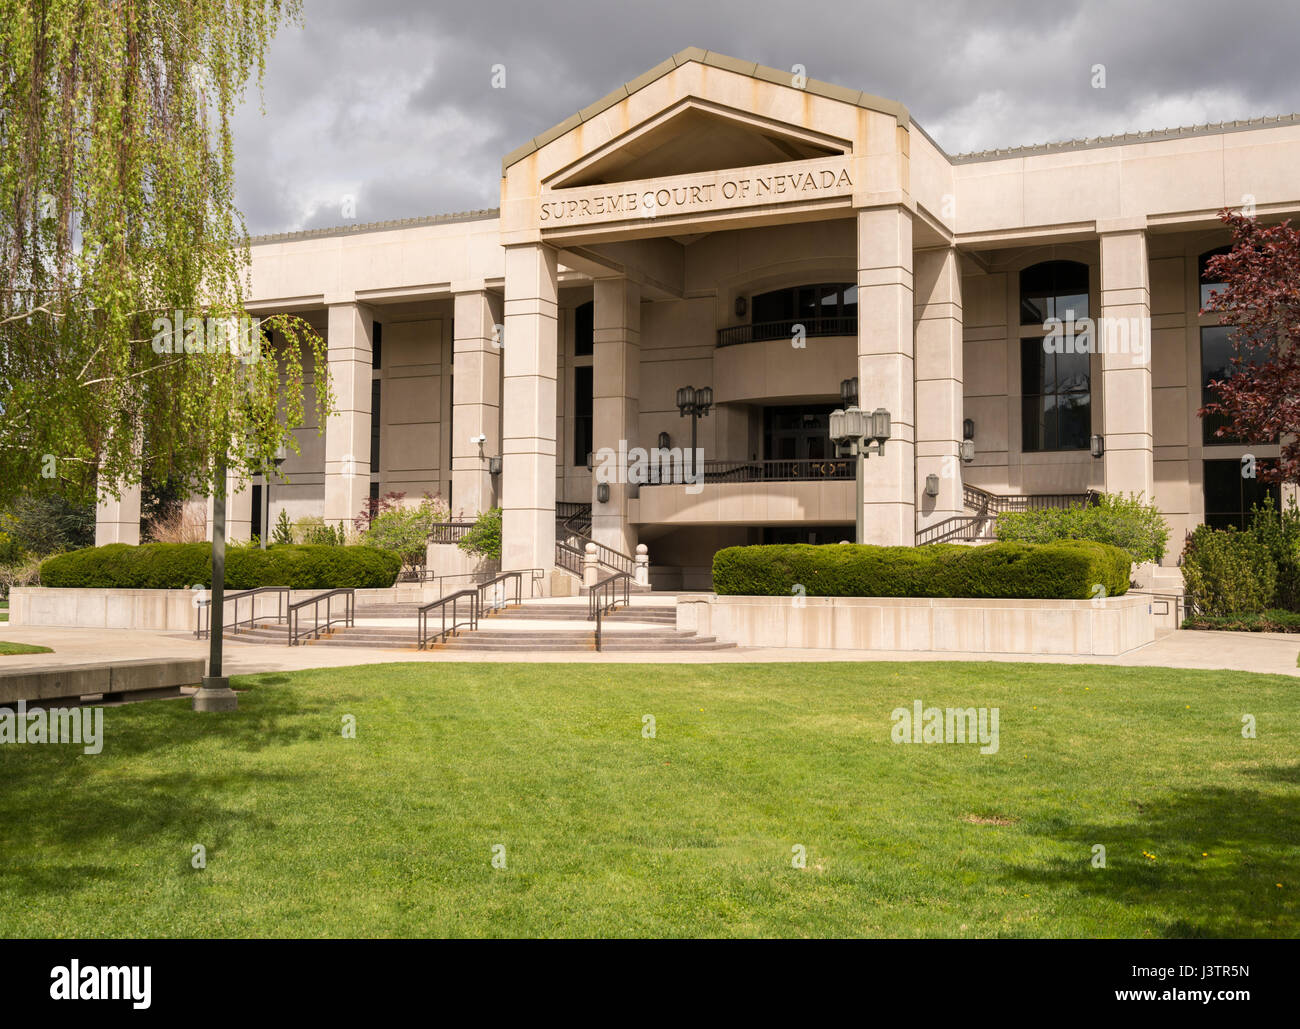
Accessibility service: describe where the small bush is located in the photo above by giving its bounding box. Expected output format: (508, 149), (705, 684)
(995, 492), (1169, 565)
(296, 516), (346, 547)
(1181, 609), (1300, 633)
(1244, 496), (1300, 611)
(457, 507), (502, 562)
(39, 543), (400, 590)
(1180, 525), (1276, 617)
(712, 540), (1131, 600)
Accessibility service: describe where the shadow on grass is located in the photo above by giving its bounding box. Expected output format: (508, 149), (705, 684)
(1006, 776), (1300, 937)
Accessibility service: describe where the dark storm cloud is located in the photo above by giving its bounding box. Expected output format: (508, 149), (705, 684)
(233, 0), (1300, 235)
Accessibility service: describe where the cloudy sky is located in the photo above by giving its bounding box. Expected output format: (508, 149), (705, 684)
(232, 0), (1300, 235)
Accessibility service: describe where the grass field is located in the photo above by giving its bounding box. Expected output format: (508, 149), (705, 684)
(1, 661), (1296, 938)
(0, 640), (50, 655)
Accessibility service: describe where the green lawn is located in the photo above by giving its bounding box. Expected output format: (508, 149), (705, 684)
(0, 640), (50, 655)
(1, 661), (1296, 938)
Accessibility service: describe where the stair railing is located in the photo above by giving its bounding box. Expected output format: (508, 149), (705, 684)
(588, 570), (631, 652)
(477, 571), (524, 615)
(288, 589), (355, 646)
(195, 586), (291, 639)
(417, 588), (479, 650)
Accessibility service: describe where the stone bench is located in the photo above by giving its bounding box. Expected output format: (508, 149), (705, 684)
(0, 658), (205, 706)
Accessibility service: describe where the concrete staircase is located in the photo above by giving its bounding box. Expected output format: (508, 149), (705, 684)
(224, 599), (734, 653)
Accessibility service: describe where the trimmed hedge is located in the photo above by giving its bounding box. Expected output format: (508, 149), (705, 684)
(712, 541), (1131, 600)
(1181, 609), (1300, 633)
(39, 543), (401, 590)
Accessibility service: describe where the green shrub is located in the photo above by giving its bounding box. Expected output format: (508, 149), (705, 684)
(995, 492), (1169, 565)
(712, 540), (1131, 600)
(271, 508), (295, 546)
(1244, 496), (1300, 611)
(1181, 609), (1300, 633)
(297, 517), (346, 546)
(1180, 525), (1276, 617)
(39, 543), (400, 590)
(363, 495), (445, 575)
(457, 507), (502, 562)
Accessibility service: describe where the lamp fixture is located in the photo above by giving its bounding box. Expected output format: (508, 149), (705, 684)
(960, 439), (976, 464)
(1090, 434), (1105, 459)
(925, 473), (940, 498)
(963, 418), (975, 441)
(657, 431), (671, 450)
(840, 376), (858, 409)
(595, 482), (610, 504)
(488, 456), (502, 476)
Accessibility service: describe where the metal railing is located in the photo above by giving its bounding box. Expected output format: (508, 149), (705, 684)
(717, 315), (857, 347)
(428, 521), (478, 544)
(916, 514), (992, 546)
(556, 540), (585, 576)
(588, 570), (631, 652)
(195, 586), (291, 639)
(916, 485), (1103, 545)
(477, 571), (524, 616)
(698, 458), (853, 483)
(417, 589), (479, 649)
(288, 589), (355, 646)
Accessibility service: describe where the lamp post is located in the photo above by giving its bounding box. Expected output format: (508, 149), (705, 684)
(675, 385), (713, 480)
(831, 377), (891, 544)
(193, 457), (237, 712)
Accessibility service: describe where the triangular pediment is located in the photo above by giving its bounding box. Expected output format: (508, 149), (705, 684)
(548, 100), (850, 189)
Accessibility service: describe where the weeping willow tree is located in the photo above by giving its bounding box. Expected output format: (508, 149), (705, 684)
(0, 0), (331, 510)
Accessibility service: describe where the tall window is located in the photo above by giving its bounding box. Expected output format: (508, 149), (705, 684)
(1200, 326), (1273, 446)
(1198, 246), (1232, 310)
(1019, 260), (1089, 325)
(1019, 261), (1091, 451)
(372, 321), (383, 369)
(573, 365), (593, 466)
(370, 379), (381, 473)
(1203, 459), (1279, 530)
(574, 301), (594, 357)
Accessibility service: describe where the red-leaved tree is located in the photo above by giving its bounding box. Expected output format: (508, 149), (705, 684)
(1199, 211), (1300, 483)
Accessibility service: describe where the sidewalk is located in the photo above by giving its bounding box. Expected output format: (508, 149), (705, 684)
(1, 624), (1297, 676)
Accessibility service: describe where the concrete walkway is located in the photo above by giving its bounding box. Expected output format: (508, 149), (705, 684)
(1, 623), (1298, 677)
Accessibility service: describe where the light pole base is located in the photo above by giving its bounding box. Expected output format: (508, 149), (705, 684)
(192, 676), (238, 712)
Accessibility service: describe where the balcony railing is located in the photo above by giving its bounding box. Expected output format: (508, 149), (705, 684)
(693, 458), (854, 483)
(716, 315), (857, 348)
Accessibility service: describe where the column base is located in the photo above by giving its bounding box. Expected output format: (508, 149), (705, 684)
(192, 676), (238, 712)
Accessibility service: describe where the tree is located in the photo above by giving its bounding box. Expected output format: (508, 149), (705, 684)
(0, 0), (331, 512)
(271, 507), (294, 545)
(1199, 211), (1300, 482)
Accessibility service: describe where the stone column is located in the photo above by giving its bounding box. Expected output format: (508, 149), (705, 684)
(1099, 228), (1154, 500)
(206, 467), (253, 542)
(591, 277), (640, 556)
(914, 247), (964, 529)
(451, 289), (503, 517)
(95, 482), (142, 545)
(323, 300), (374, 530)
(501, 244), (558, 573)
(856, 205), (915, 545)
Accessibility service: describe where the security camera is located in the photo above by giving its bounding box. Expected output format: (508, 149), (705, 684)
(470, 433), (487, 445)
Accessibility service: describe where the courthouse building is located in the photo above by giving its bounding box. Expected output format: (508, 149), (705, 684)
(95, 49), (1300, 590)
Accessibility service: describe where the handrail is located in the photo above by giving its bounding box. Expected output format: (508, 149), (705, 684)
(588, 570), (630, 652)
(288, 588), (355, 646)
(428, 521), (478, 544)
(698, 458), (853, 483)
(916, 514), (991, 546)
(558, 530), (635, 576)
(195, 586), (291, 639)
(417, 588), (479, 649)
(717, 315), (857, 348)
(555, 540), (584, 576)
(477, 571), (523, 615)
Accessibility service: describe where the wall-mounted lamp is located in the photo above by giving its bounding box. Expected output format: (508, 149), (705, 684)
(586, 451), (593, 472)
(924, 473), (940, 497)
(1090, 434), (1105, 459)
(734, 295), (748, 318)
(960, 439), (976, 464)
(488, 456), (502, 477)
(840, 376), (859, 409)
(595, 482), (610, 504)
(657, 431), (671, 450)
(963, 418), (975, 441)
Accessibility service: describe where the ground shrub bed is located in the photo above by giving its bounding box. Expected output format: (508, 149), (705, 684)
(712, 540), (1130, 600)
(38, 543), (401, 590)
(1181, 609), (1300, 633)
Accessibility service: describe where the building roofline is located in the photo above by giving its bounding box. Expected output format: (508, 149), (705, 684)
(247, 208), (499, 246)
(500, 47), (911, 174)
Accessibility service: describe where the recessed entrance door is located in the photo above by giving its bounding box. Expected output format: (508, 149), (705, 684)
(763, 404), (836, 462)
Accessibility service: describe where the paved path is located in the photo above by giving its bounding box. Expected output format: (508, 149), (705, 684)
(1, 623), (1297, 677)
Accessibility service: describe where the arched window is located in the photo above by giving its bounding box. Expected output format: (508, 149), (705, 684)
(1019, 260), (1089, 326)
(1198, 246), (1232, 310)
(741, 282), (857, 343)
(1019, 261), (1091, 451)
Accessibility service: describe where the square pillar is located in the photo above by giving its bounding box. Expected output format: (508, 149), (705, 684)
(591, 277), (640, 556)
(914, 247), (965, 529)
(451, 289), (503, 517)
(1099, 230), (1154, 499)
(501, 244), (558, 573)
(857, 206), (915, 545)
(324, 301), (373, 529)
(95, 481), (142, 545)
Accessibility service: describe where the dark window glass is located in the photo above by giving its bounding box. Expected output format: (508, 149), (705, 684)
(250, 483), (263, 543)
(1021, 338), (1091, 452)
(1020, 260), (1089, 326)
(1201, 326), (1274, 445)
(1199, 247), (1232, 310)
(762, 525), (855, 545)
(1203, 458), (1280, 531)
(748, 283), (856, 341)
(763, 404), (837, 462)
(370, 379), (381, 472)
(574, 302), (594, 357)
(368, 481), (379, 505)
(372, 321), (382, 370)
(573, 365), (593, 466)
